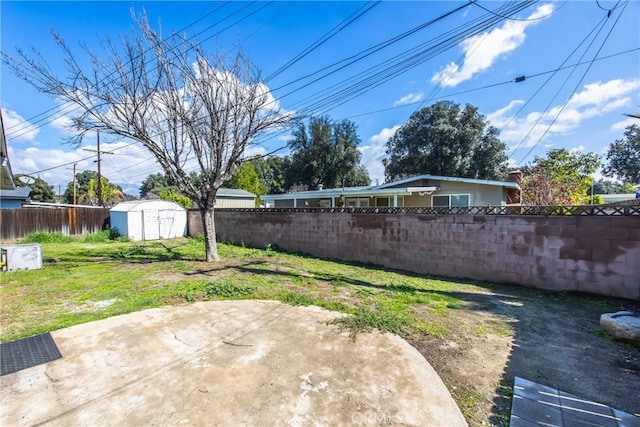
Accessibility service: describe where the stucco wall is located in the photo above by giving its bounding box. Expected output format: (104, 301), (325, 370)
(188, 210), (639, 300)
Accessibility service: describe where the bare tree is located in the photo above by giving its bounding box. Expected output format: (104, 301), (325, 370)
(2, 14), (292, 261)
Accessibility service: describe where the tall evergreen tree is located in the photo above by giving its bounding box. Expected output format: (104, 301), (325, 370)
(385, 101), (508, 181)
(286, 116), (370, 190)
(603, 124), (640, 184)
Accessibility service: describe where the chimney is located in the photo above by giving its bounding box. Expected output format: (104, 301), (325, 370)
(318, 184), (323, 191)
(508, 170), (522, 185)
(507, 170), (522, 205)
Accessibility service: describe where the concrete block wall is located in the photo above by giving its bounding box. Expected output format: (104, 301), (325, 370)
(188, 210), (640, 300)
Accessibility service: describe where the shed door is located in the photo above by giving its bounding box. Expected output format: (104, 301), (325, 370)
(142, 209), (160, 240)
(158, 209), (176, 239)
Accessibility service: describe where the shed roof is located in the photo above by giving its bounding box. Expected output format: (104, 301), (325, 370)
(110, 200), (186, 213)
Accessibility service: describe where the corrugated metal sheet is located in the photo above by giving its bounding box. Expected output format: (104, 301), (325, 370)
(0, 207), (110, 242)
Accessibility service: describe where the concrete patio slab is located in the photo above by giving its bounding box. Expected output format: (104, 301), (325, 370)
(0, 300), (467, 426)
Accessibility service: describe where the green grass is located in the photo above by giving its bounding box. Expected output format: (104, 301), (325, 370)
(1, 235), (475, 342)
(1, 234), (626, 425)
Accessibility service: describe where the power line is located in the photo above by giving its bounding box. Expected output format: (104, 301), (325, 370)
(3, 1), (266, 140)
(288, 1), (534, 116)
(3, 2), (235, 136)
(16, 2), (531, 182)
(518, 0), (628, 164)
(471, 0), (567, 21)
(504, 13), (610, 157)
(265, 1), (381, 82)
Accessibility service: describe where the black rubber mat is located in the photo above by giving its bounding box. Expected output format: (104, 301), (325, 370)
(1, 333), (62, 376)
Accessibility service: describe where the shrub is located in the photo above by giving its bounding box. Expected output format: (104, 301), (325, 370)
(20, 232), (74, 243)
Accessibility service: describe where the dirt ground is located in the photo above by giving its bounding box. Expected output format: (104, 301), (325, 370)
(407, 284), (640, 426)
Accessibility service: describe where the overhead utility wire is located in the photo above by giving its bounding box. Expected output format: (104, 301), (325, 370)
(511, 9), (613, 160)
(293, 1), (534, 116)
(503, 13), (609, 156)
(265, 1), (381, 82)
(342, 47), (638, 120)
(472, 0), (566, 21)
(7, 1), (264, 141)
(4, 2), (234, 134)
(20, 1), (528, 179)
(269, 0), (474, 94)
(298, 1), (534, 113)
(5, 1), (267, 140)
(518, 0), (627, 164)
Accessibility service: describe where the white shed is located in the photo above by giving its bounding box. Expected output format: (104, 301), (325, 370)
(110, 200), (187, 241)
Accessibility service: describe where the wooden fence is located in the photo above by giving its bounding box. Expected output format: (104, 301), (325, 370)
(0, 207), (110, 242)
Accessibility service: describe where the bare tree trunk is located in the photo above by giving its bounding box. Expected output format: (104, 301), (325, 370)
(201, 208), (220, 262)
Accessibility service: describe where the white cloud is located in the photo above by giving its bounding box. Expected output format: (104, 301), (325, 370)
(486, 99), (524, 126)
(491, 77), (640, 149)
(569, 145), (585, 154)
(2, 108), (40, 142)
(9, 141), (162, 196)
(50, 115), (75, 133)
(393, 92), (424, 107)
(358, 125), (401, 185)
(611, 116), (638, 132)
(368, 125), (400, 145)
(431, 3), (554, 88)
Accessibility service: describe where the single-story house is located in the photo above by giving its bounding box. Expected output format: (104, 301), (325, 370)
(262, 173), (521, 208)
(110, 200), (187, 241)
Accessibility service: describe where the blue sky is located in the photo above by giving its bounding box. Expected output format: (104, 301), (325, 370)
(2, 1), (639, 196)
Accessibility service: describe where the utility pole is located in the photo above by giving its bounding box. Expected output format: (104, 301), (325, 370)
(83, 130), (114, 206)
(73, 163), (77, 205)
(97, 130), (102, 206)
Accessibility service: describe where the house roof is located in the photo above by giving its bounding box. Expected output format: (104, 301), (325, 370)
(217, 188), (255, 199)
(262, 174), (518, 200)
(0, 187), (31, 200)
(1, 108), (17, 191)
(376, 174), (519, 190)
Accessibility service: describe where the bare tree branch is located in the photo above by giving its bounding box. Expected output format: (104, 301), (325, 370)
(2, 12), (293, 261)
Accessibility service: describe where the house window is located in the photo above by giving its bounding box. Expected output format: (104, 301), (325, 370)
(346, 197), (369, 207)
(432, 194), (470, 207)
(319, 199), (331, 208)
(375, 196), (404, 207)
(375, 197), (389, 207)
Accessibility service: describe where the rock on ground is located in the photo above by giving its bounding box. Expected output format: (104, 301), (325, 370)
(600, 311), (640, 345)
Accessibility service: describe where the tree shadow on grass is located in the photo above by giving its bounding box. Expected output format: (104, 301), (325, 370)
(46, 242), (202, 265)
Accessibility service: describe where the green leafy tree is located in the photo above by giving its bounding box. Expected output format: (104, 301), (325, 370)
(140, 173), (174, 198)
(227, 162), (267, 207)
(63, 170), (124, 206)
(251, 156), (290, 194)
(286, 116), (370, 190)
(15, 174), (56, 202)
(158, 188), (192, 209)
(385, 101), (508, 181)
(63, 170), (97, 204)
(592, 179), (637, 194)
(603, 124), (640, 184)
(521, 148), (601, 205)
